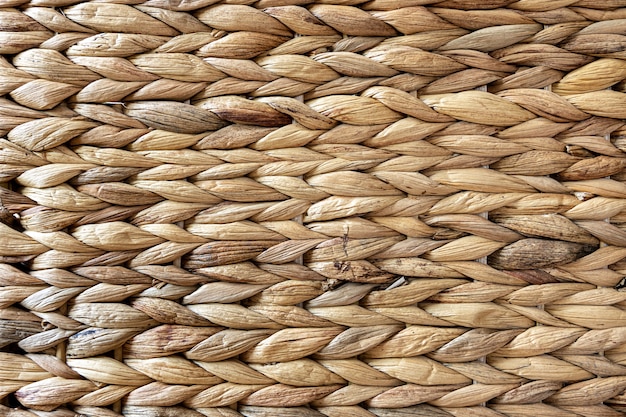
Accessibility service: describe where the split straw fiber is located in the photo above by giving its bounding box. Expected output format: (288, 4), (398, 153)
(1, 0), (626, 416)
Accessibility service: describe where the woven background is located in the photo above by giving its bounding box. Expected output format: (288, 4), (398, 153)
(2, 0), (626, 416)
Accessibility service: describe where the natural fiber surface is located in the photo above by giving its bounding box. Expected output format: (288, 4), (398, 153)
(1, 1), (626, 416)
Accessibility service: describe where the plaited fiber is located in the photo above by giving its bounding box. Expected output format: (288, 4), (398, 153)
(1, 1), (626, 416)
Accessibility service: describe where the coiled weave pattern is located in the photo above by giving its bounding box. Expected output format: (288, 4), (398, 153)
(1, 0), (626, 416)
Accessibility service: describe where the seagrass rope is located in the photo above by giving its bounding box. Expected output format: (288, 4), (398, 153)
(1, 0), (626, 416)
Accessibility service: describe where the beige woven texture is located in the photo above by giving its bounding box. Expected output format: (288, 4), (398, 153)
(1, 0), (626, 416)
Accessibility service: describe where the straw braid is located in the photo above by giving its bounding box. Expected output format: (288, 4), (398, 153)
(3, 152), (626, 271)
(3, 0), (626, 416)
(3, 5), (626, 114)
(5, 334), (626, 411)
(7, 273), (626, 355)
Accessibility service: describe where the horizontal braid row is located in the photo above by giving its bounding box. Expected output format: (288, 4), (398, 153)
(4, 335), (626, 410)
(3, 97), (621, 126)
(2, 404), (625, 417)
(7, 295), (626, 355)
(1, 87), (626, 137)
(2, 4), (626, 112)
(2, 216), (626, 277)
(2, 3), (626, 56)
(3, 198), (626, 270)
(2, 56), (626, 125)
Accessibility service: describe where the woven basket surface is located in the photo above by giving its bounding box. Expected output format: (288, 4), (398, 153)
(2, 0), (626, 416)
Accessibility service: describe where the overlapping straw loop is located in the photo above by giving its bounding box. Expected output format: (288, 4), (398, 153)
(1, 0), (626, 416)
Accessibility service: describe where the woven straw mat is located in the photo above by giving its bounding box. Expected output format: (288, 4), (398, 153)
(2, 1), (626, 416)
